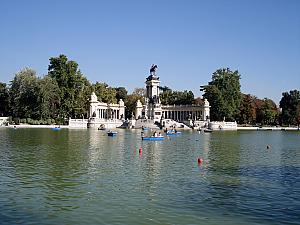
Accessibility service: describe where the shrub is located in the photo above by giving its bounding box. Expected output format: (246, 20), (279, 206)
(13, 118), (20, 125)
(55, 118), (63, 125)
(26, 118), (33, 124)
(20, 118), (26, 124)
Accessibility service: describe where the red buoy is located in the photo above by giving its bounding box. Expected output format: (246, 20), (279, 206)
(139, 147), (142, 154)
(198, 158), (203, 164)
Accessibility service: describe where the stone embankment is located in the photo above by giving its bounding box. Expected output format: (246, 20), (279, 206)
(7, 124), (69, 129)
(237, 126), (299, 131)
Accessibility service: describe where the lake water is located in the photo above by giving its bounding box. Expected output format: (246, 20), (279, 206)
(0, 128), (299, 225)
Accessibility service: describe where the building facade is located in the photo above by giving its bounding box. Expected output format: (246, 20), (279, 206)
(135, 65), (210, 124)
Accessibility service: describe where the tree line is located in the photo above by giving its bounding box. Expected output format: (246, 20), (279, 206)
(0, 54), (195, 124)
(0, 55), (299, 126)
(200, 68), (300, 127)
(0, 55), (128, 124)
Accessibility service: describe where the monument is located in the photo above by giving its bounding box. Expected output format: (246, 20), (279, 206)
(135, 65), (210, 128)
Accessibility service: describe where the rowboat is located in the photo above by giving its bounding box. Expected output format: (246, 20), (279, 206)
(107, 131), (118, 136)
(198, 128), (213, 133)
(166, 130), (181, 135)
(98, 124), (106, 130)
(203, 128), (213, 133)
(142, 136), (165, 141)
(52, 127), (61, 131)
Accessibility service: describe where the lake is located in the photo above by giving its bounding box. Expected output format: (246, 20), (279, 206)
(0, 128), (299, 225)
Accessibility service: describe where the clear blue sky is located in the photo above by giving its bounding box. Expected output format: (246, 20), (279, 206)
(0, 0), (299, 103)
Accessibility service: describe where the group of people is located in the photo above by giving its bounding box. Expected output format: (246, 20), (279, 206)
(141, 125), (180, 137)
(152, 131), (162, 137)
(141, 129), (162, 137)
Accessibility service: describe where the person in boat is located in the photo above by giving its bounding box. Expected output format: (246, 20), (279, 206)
(153, 131), (158, 137)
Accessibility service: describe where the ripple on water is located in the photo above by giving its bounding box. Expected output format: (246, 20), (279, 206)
(0, 129), (300, 225)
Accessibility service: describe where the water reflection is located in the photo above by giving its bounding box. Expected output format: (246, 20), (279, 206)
(139, 140), (163, 199)
(201, 132), (211, 165)
(3, 128), (92, 213)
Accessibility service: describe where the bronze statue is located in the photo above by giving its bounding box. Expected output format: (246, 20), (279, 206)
(150, 64), (158, 74)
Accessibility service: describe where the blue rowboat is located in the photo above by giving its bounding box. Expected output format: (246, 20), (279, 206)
(107, 131), (118, 136)
(52, 127), (61, 131)
(142, 136), (165, 141)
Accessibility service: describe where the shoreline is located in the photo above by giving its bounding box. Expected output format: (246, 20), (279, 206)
(237, 126), (299, 131)
(1, 124), (299, 131)
(4, 124), (69, 129)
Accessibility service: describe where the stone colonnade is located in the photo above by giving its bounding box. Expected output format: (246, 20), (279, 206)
(89, 92), (125, 120)
(96, 108), (122, 120)
(162, 106), (204, 121)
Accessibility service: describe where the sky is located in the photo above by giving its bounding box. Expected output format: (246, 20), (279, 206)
(0, 0), (299, 103)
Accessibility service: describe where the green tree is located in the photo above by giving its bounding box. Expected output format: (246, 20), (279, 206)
(38, 76), (60, 119)
(160, 86), (194, 105)
(238, 94), (256, 124)
(0, 82), (9, 116)
(125, 87), (145, 119)
(48, 54), (90, 120)
(258, 98), (278, 125)
(279, 90), (300, 125)
(9, 68), (40, 119)
(93, 82), (117, 103)
(253, 97), (264, 124)
(296, 104), (300, 129)
(73, 77), (92, 118)
(115, 87), (128, 101)
(160, 86), (173, 105)
(201, 68), (242, 121)
(173, 90), (194, 105)
(159, 86), (171, 92)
